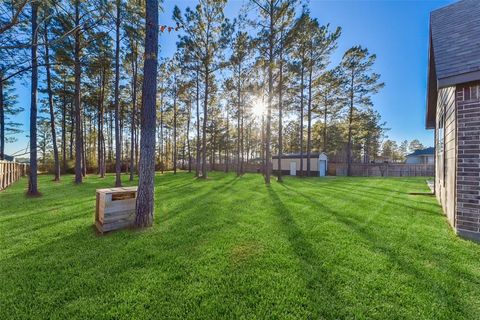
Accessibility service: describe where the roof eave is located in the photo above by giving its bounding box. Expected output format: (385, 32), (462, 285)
(438, 69), (480, 88)
(426, 27), (437, 130)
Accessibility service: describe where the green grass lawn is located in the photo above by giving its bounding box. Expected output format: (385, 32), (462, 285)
(1, 172), (479, 319)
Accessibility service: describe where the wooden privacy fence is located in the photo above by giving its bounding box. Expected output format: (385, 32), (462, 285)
(0, 161), (28, 191)
(329, 163), (434, 177)
(189, 162), (265, 173)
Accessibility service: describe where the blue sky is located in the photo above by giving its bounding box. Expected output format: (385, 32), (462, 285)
(6, 0), (454, 155)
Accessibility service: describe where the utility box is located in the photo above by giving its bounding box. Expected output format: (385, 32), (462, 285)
(95, 186), (138, 233)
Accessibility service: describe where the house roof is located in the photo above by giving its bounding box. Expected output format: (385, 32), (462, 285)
(406, 147), (435, 157)
(426, 0), (480, 129)
(2, 154), (14, 161)
(272, 153), (326, 159)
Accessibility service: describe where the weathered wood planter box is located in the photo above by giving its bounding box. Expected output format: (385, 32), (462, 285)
(95, 186), (138, 233)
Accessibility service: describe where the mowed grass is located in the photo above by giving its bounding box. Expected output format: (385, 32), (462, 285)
(1, 172), (480, 319)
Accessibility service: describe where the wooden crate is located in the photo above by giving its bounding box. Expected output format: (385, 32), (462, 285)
(95, 186), (138, 233)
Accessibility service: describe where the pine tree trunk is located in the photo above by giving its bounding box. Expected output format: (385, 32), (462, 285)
(323, 95), (328, 152)
(236, 64), (241, 176)
(98, 69), (106, 177)
(114, 0), (122, 187)
(211, 122), (215, 171)
(82, 115), (87, 176)
(44, 23), (60, 181)
(69, 101), (74, 161)
(135, 0), (158, 228)
(299, 59), (304, 177)
(187, 99), (192, 173)
(173, 80), (177, 174)
(61, 82), (67, 173)
(195, 66), (201, 177)
(120, 111), (124, 165)
(201, 66), (209, 179)
(182, 136), (186, 170)
(97, 75), (102, 174)
(265, 3), (274, 184)
(225, 108), (229, 173)
(167, 130), (171, 169)
(240, 102), (244, 174)
(108, 111), (113, 162)
(159, 90), (164, 173)
(306, 59), (313, 177)
(130, 48), (137, 181)
(28, 1), (39, 195)
(277, 37), (284, 182)
(261, 115), (265, 174)
(245, 122), (250, 164)
(347, 73), (354, 177)
(74, 0), (83, 184)
(0, 76), (4, 161)
(135, 121), (139, 171)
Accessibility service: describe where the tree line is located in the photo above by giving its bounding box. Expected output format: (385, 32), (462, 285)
(1, 0), (391, 224)
(380, 138), (428, 162)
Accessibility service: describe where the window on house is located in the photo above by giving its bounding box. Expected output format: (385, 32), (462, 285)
(438, 112), (444, 154)
(437, 107), (446, 187)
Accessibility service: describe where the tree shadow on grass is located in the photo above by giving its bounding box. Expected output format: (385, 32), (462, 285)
(295, 177), (434, 202)
(3, 174), (479, 318)
(0, 224), (172, 318)
(293, 181), (441, 218)
(1, 210), (88, 249)
(279, 183), (480, 318)
(154, 172), (197, 191)
(0, 179), (241, 316)
(325, 184), (441, 217)
(157, 174), (240, 222)
(266, 186), (348, 319)
(1, 195), (95, 220)
(0, 175), (249, 319)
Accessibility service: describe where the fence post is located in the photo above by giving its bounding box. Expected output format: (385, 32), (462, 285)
(0, 161), (4, 190)
(0, 160), (28, 191)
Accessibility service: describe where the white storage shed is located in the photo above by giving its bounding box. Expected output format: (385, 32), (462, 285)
(272, 153), (328, 176)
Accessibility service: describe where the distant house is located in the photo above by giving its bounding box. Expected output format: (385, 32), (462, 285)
(426, 0), (480, 241)
(1, 154), (14, 162)
(272, 153), (328, 176)
(405, 147), (434, 164)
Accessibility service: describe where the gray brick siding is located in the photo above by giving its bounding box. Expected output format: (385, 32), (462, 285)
(456, 82), (480, 240)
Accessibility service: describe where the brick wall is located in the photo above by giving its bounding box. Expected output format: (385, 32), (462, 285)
(456, 82), (480, 241)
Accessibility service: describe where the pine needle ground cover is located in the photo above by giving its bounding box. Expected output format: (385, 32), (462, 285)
(1, 172), (479, 319)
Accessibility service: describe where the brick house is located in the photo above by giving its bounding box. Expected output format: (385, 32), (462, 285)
(426, 0), (480, 241)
